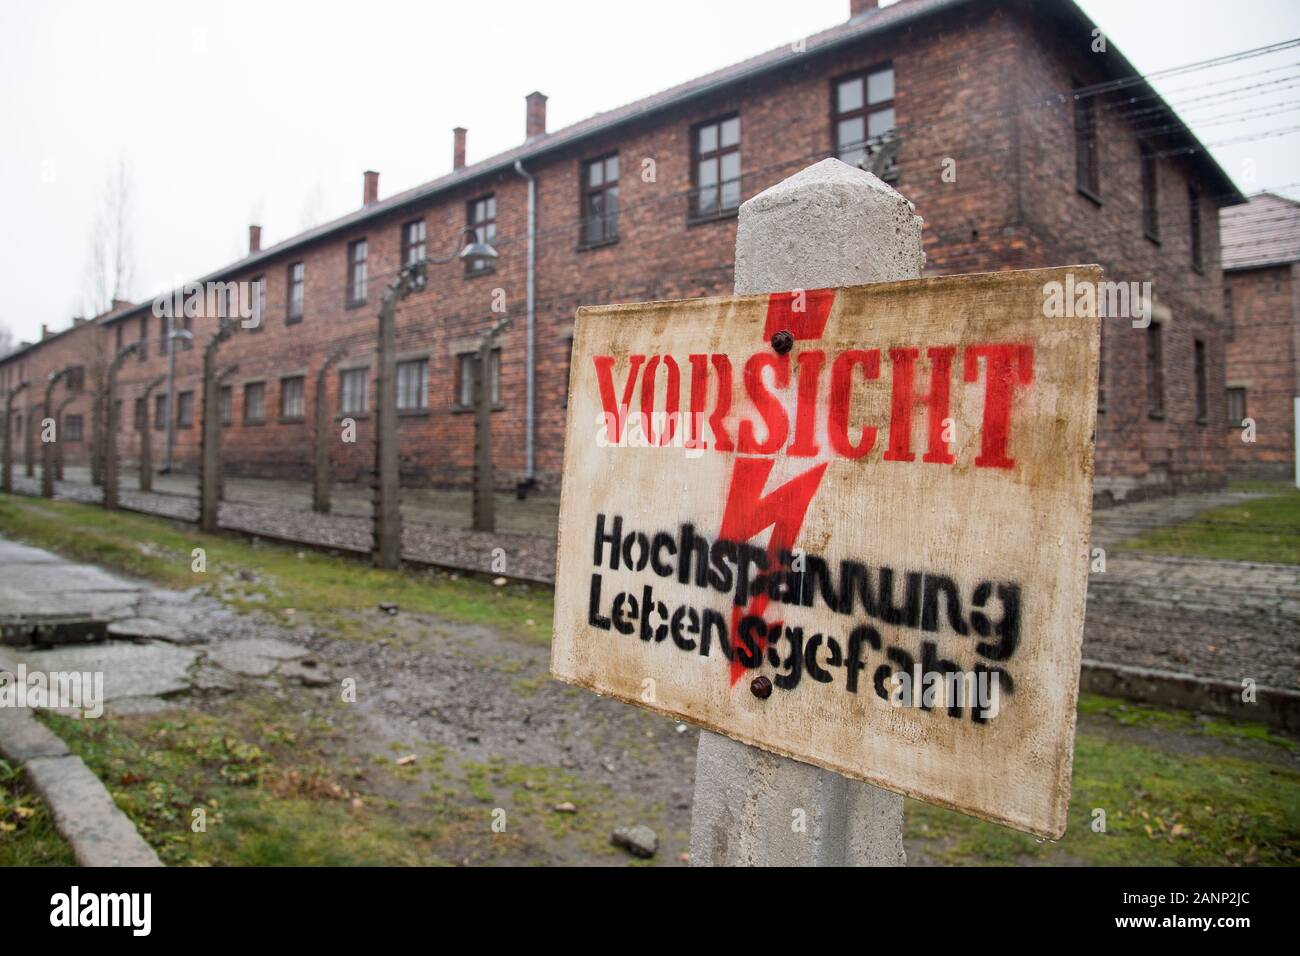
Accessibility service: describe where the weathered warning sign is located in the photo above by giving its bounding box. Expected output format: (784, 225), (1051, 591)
(551, 266), (1100, 838)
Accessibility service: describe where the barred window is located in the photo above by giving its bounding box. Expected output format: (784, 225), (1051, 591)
(176, 391), (194, 428)
(581, 154), (619, 246)
(64, 414), (83, 442)
(347, 240), (368, 306)
(244, 382), (266, 423)
(397, 359), (428, 411)
(1146, 324), (1164, 416)
(1074, 80), (1100, 198)
(340, 368), (369, 415)
(467, 196), (496, 274)
(250, 276), (266, 331)
(280, 376), (305, 419)
(154, 394), (166, 430)
(456, 349), (500, 408)
(692, 116), (741, 218)
(402, 220), (427, 289)
(833, 66), (894, 170)
(1226, 387), (1247, 426)
(220, 386), (232, 426)
(287, 262), (305, 322)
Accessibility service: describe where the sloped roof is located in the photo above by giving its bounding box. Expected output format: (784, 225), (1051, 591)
(96, 0), (1242, 329)
(1221, 192), (1300, 271)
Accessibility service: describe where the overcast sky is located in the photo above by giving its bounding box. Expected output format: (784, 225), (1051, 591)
(2, 0), (1297, 345)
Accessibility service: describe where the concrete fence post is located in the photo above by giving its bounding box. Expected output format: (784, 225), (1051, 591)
(472, 316), (511, 533)
(198, 320), (237, 533)
(103, 343), (141, 510)
(372, 266), (423, 570)
(2, 382), (29, 493)
(40, 369), (69, 499)
(53, 394), (77, 482)
(313, 348), (346, 515)
(24, 396), (35, 478)
(688, 158), (925, 867)
(137, 375), (166, 493)
(90, 371), (106, 487)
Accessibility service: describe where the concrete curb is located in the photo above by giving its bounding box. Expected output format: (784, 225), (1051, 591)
(0, 652), (162, 867)
(1081, 659), (1300, 734)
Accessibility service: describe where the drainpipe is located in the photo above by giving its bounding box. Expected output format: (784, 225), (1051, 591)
(513, 159), (537, 494)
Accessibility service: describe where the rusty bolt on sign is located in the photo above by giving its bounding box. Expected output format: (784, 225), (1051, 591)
(770, 329), (794, 354)
(750, 675), (773, 699)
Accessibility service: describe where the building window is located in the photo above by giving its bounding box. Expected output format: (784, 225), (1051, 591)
(65, 366), (85, 392)
(456, 349), (501, 409)
(467, 196), (496, 275)
(833, 66), (895, 172)
(114, 323), (124, 355)
(561, 337), (574, 408)
(138, 315), (148, 360)
(1189, 185), (1203, 273)
(1194, 339), (1207, 423)
(154, 394), (167, 430)
(287, 262), (305, 323)
(219, 385), (232, 426)
(1146, 323), (1164, 417)
(176, 391), (194, 428)
(401, 220), (427, 288)
(340, 368), (369, 415)
(1226, 387), (1247, 427)
(1223, 285), (1234, 340)
(134, 397), (146, 432)
(692, 115), (741, 219)
(64, 414), (83, 442)
(397, 359), (428, 411)
(280, 375), (305, 420)
(1140, 141), (1159, 240)
(347, 239), (368, 306)
(244, 382), (266, 423)
(1074, 81), (1100, 200)
(1097, 330), (1106, 413)
(581, 154), (620, 247)
(251, 276), (266, 331)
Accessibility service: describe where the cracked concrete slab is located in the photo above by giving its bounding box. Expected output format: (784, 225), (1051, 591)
(13, 643), (199, 703)
(202, 637), (307, 677)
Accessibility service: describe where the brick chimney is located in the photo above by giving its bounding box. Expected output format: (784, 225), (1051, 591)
(453, 127), (467, 170)
(41, 324), (49, 340)
(249, 224), (262, 254)
(363, 170), (379, 205)
(525, 92), (548, 141)
(850, 0), (878, 17)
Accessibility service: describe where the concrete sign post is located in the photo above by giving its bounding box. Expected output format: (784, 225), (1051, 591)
(550, 159), (1100, 860)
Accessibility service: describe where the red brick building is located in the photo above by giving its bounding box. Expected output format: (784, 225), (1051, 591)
(1, 0), (1244, 503)
(1221, 193), (1300, 479)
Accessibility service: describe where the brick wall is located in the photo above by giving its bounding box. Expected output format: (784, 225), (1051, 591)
(1224, 263), (1298, 475)
(0, 0), (1238, 502)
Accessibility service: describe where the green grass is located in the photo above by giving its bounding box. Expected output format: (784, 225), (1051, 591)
(1116, 489), (1300, 564)
(0, 759), (77, 866)
(0, 493), (554, 645)
(39, 697), (438, 866)
(906, 694), (1300, 866)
